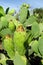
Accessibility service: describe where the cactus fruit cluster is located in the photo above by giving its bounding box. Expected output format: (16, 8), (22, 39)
(0, 3), (43, 65)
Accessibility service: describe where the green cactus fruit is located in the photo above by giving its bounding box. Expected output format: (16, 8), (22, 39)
(8, 20), (16, 31)
(13, 19), (22, 28)
(14, 25), (27, 55)
(21, 3), (30, 9)
(8, 9), (16, 15)
(3, 35), (15, 59)
(26, 4), (30, 8)
(22, 3), (26, 7)
(19, 6), (28, 23)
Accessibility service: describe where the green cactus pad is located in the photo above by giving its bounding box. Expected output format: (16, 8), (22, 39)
(38, 38), (43, 56)
(3, 36), (15, 59)
(14, 30), (27, 55)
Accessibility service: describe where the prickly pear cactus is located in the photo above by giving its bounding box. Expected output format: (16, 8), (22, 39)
(14, 25), (27, 55)
(13, 51), (28, 65)
(8, 20), (16, 31)
(38, 38), (43, 56)
(30, 40), (39, 54)
(19, 4), (29, 23)
(1, 16), (8, 28)
(3, 35), (15, 59)
(8, 9), (15, 15)
(0, 28), (13, 38)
